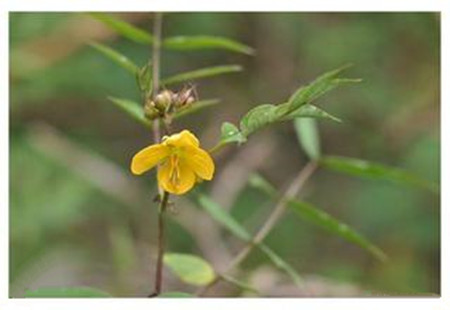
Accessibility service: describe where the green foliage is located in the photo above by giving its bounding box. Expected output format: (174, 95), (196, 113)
(320, 156), (439, 194)
(174, 99), (220, 118)
(89, 13), (153, 44)
(196, 194), (304, 286)
(107, 97), (151, 127)
(221, 275), (259, 294)
(25, 287), (111, 298)
(88, 42), (139, 75)
(238, 66), (356, 138)
(285, 64), (361, 113)
(162, 65), (242, 86)
(162, 35), (255, 55)
(250, 174), (387, 261)
(294, 118), (321, 160)
(288, 200), (387, 262)
(219, 122), (247, 145)
(164, 253), (215, 286)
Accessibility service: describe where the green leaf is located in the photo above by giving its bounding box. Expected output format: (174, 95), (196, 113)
(320, 156), (439, 194)
(221, 275), (259, 294)
(88, 42), (139, 75)
(257, 244), (303, 287)
(197, 194), (250, 241)
(249, 174), (387, 261)
(107, 97), (151, 127)
(294, 118), (321, 160)
(89, 13), (152, 44)
(163, 35), (255, 55)
(162, 65), (243, 85)
(220, 122), (246, 145)
(284, 64), (361, 114)
(196, 194), (304, 286)
(281, 104), (342, 123)
(239, 104), (279, 137)
(25, 287), (111, 298)
(164, 253), (215, 286)
(173, 99), (220, 119)
(288, 200), (387, 262)
(159, 292), (193, 298)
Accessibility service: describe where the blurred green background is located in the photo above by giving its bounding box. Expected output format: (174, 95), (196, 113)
(9, 12), (440, 297)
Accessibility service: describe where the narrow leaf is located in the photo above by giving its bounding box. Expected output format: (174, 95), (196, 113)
(320, 156), (439, 194)
(221, 275), (260, 294)
(25, 287), (111, 298)
(288, 200), (387, 261)
(257, 244), (304, 287)
(294, 118), (321, 160)
(164, 253), (215, 286)
(162, 65), (242, 86)
(173, 98), (220, 119)
(196, 194), (303, 286)
(159, 292), (193, 298)
(239, 104), (278, 137)
(249, 174), (387, 261)
(107, 97), (151, 127)
(163, 35), (255, 55)
(285, 64), (361, 114)
(89, 42), (139, 75)
(280, 104), (342, 123)
(89, 13), (152, 44)
(220, 122), (246, 145)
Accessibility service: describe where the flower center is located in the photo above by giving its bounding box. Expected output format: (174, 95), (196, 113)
(168, 155), (181, 185)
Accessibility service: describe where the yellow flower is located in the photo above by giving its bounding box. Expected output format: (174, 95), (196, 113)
(131, 130), (215, 195)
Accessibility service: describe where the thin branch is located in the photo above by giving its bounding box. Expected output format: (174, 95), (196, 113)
(197, 161), (318, 296)
(149, 190), (170, 297)
(148, 12), (169, 298)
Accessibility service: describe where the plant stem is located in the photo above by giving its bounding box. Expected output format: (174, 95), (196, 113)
(149, 190), (170, 297)
(148, 12), (169, 298)
(196, 161), (318, 296)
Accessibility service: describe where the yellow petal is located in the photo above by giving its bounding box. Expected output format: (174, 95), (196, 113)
(163, 130), (199, 148)
(184, 145), (215, 180)
(131, 144), (169, 175)
(158, 157), (196, 195)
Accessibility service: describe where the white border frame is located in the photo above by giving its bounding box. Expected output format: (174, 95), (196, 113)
(2, 1), (447, 310)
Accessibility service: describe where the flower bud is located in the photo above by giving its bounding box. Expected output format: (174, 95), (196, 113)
(154, 90), (173, 111)
(144, 101), (160, 120)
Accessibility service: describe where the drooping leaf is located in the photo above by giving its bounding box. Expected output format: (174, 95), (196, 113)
(159, 292), (193, 298)
(249, 174), (387, 261)
(163, 35), (255, 55)
(239, 104), (279, 137)
(173, 99), (220, 119)
(162, 65), (242, 86)
(284, 64), (361, 114)
(164, 253), (215, 286)
(281, 104), (342, 123)
(221, 275), (260, 294)
(88, 42), (139, 75)
(294, 118), (321, 160)
(288, 200), (387, 261)
(197, 194), (250, 241)
(89, 13), (152, 44)
(257, 244), (303, 287)
(320, 156), (439, 194)
(220, 122), (246, 145)
(107, 97), (151, 127)
(196, 194), (303, 286)
(25, 287), (111, 298)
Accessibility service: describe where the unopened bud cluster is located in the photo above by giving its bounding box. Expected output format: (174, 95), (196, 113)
(144, 87), (196, 120)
